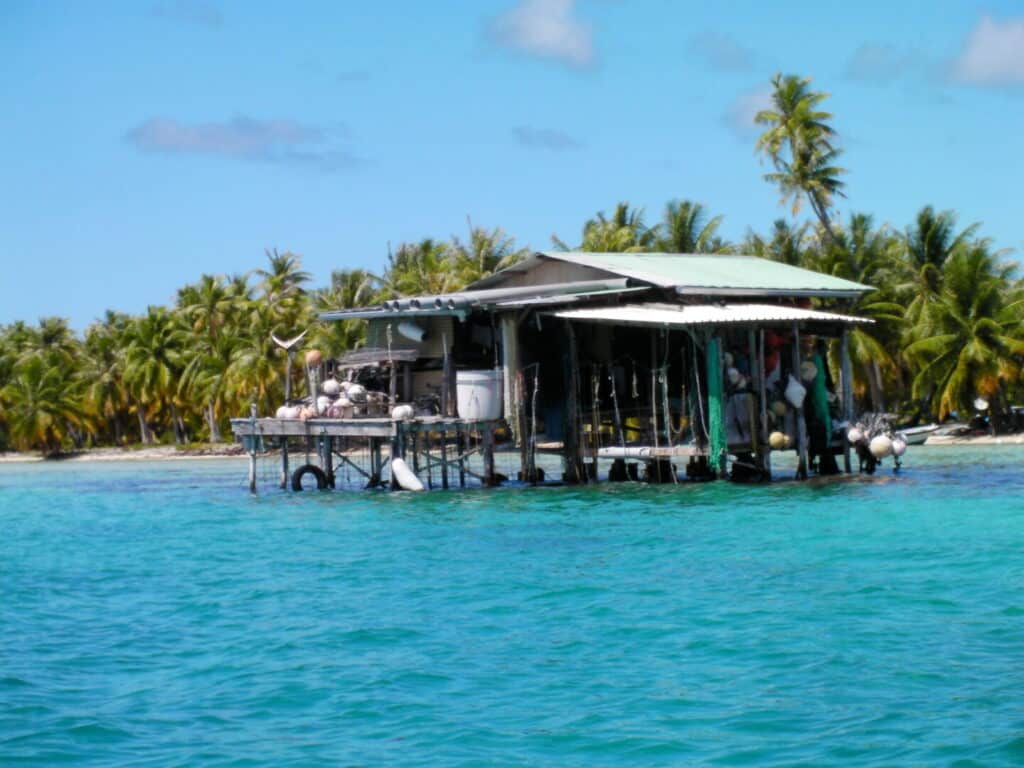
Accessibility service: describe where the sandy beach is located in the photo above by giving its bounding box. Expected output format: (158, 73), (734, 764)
(0, 445), (250, 464)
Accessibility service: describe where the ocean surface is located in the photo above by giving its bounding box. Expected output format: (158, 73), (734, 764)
(3, 447), (1024, 766)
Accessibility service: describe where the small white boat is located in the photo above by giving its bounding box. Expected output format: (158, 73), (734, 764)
(897, 423), (939, 445)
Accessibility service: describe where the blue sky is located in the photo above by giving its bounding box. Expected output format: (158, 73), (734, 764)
(2, 0), (1023, 329)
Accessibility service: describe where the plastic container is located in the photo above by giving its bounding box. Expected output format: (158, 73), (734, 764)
(456, 369), (503, 420)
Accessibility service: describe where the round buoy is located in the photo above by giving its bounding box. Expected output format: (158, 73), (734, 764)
(771, 400), (788, 417)
(305, 349), (322, 366)
(391, 404), (415, 421)
(322, 378), (342, 396)
(800, 360), (818, 382)
(769, 431), (788, 450)
(869, 434), (893, 459)
(316, 395), (333, 413)
(892, 437), (908, 457)
(847, 426), (864, 444)
(347, 384), (367, 403)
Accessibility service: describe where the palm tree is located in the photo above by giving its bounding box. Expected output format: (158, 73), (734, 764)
(81, 311), (131, 445)
(123, 307), (187, 444)
(553, 202), (656, 252)
(816, 214), (907, 410)
(897, 205), (980, 323)
(756, 73), (847, 243)
(906, 245), (1024, 422)
(310, 269), (379, 358)
(256, 249), (312, 333)
(383, 239), (462, 296)
(451, 223), (529, 283)
(1, 355), (85, 453)
(656, 199), (730, 253)
(742, 219), (811, 266)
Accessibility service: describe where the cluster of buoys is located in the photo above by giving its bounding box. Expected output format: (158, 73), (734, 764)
(846, 420), (908, 460)
(273, 375), (419, 422)
(768, 431), (793, 450)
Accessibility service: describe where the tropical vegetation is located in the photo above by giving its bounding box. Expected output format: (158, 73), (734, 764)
(1, 73), (1022, 452)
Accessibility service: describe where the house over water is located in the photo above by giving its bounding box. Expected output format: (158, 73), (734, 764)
(291, 251), (872, 487)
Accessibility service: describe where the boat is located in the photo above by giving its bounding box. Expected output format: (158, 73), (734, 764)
(897, 423), (939, 445)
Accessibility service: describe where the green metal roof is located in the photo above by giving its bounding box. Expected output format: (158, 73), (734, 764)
(535, 252), (872, 297)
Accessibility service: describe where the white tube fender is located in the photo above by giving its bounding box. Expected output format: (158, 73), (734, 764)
(397, 322), (426, 342)
(390, 457), (425, 491)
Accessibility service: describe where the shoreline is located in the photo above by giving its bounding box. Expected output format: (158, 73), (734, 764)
(3, 433), (1024, 465)
(0, 445), (251, 464)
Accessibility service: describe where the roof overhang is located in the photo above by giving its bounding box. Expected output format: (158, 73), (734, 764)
(318, 278), (638, 322)
(550, 302), (872, 328)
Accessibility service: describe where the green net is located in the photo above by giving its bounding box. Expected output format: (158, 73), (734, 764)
(811, 352), (831, 438)
(706, 337), (727, 474)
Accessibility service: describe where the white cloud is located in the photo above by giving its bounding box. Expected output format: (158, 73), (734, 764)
(689, 32), (754, 72)
(845, 43), (914, 83)
(490, 0), (594, 69)
(951, 15), (1024, 86)
(124, 115), (359, 172)
(723, 85), (772, 140)
(151, 0), (222, 28)
(513, 125), (582, 150)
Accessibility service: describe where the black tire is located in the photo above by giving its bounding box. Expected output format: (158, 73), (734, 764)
(291, 464), (328, 491)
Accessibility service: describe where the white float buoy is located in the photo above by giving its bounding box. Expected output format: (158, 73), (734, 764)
(869, 434), (893, 459)
(391, 404), (415, 421)
(800, 360), (818, 382)
(316, 395), (333, 413)
(785, 374), (807, 409)
(892, 437), (908, 457)
(847, 426), (864, 444)
(727, 367), (741, 385)
(322, 378), (342, 396)
(346, 384), (367, 403)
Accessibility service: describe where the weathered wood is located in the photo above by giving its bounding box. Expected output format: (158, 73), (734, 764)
(440, 429), (449, 489)
(758, 329), (771, 477)
(482, 424), (496, 486)
(390, 423), (404, 490)
(457, 427), (466, 488)
(280, 438), (289, 490)
(248, 403), (258, 494)
(562, 320), (585, 484)
(324, 435), (334, 488)
(840, 329), (853, 474)
(792, 323), (809, 480)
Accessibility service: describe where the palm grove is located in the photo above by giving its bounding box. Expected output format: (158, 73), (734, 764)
(2, 74), (1022, 453)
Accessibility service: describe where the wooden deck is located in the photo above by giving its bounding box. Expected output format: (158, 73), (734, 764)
(230, 416), (502, 439)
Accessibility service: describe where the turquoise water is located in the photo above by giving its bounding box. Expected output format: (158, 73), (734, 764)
(3, 449), (1024, 766)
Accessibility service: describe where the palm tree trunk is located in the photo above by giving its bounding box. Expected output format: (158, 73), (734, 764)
(170, 403), (183, 445)
(862, 362), (885, 413)
(809, 195), (842, 250)
(207, 402), (222, 443)
(134, 399), (153, 444)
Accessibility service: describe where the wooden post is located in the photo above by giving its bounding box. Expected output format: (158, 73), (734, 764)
(650, 331), (660, 479)
(747, 328), (760, 456)
(758, 329), (771, 477)
(324, 435), (334, 488)
(590, 365), (600, 481)
(248, 403), (258, 494)
(280, 438), (290, 490)
(562, 321), (585, 484)
(389, 361), (398, 408)
(442, 333), (454, 417)
(424, 431), (433, 490)
(500, 314), (520, 444)
(518, 370), (529, 481)
(483, 423), (496, 486)
(792, 323), (810, 480)
(840, 329), (853, 473)
(440, 428), (449, 489)
(368, 437), (382, 489)
(457, 427), (466, 488)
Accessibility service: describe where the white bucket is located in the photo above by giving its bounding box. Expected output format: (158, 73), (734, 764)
(456, 369), (503, 420)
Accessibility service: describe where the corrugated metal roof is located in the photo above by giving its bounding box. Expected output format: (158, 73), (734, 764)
(319, 278), (634, 321)
(551, 303), (872, 327)
(518, 252), (872, 297)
